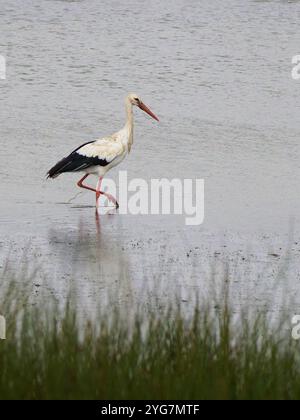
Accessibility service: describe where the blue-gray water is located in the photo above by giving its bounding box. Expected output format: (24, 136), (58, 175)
(1, 0), (300, 313)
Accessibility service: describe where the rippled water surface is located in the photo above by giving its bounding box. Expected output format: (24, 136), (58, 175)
(1, 0), (300, 312)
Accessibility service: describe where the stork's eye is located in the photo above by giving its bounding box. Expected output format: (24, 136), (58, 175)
(134, 98), (139, 102)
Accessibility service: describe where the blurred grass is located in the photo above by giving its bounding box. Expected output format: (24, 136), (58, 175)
(0, 265), (300, 400)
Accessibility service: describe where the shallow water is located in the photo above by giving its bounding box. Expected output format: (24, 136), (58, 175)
(1, 0), (300, 314)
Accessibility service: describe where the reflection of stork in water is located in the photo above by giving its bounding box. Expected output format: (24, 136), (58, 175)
(47, 93), (159, 208)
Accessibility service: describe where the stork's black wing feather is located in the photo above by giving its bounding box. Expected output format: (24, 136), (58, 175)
(47, 141), (110, 179)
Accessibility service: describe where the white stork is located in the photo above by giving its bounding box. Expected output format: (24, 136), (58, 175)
(47, 93), (159, 208)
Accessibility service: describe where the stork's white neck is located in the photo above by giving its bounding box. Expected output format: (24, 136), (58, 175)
(125, 98), (134, 152)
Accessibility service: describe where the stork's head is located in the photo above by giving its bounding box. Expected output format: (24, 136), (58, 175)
(128, 93), (159, 122)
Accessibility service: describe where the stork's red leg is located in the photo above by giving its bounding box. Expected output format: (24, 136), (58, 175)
(96, 177), (103, 207)
(77, 175), (118, 208)
(77, 174), (96, 193)
(103, 192), (119, 209)
(96, 176), (119, 209)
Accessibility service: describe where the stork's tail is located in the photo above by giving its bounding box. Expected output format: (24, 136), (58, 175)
(47, 158), (68, 179)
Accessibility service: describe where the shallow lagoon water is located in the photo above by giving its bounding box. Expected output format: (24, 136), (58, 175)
(1, 0), (300, 314)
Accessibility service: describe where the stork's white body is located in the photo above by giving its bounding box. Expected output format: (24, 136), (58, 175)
(79, 127), (131, 178)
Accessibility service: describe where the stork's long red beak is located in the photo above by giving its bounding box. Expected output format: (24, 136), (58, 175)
(139, 102), (159, 122)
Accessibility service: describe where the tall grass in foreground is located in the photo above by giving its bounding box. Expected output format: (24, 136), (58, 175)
(0, 286), (300, 400)
(0, 257), (300, 400)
